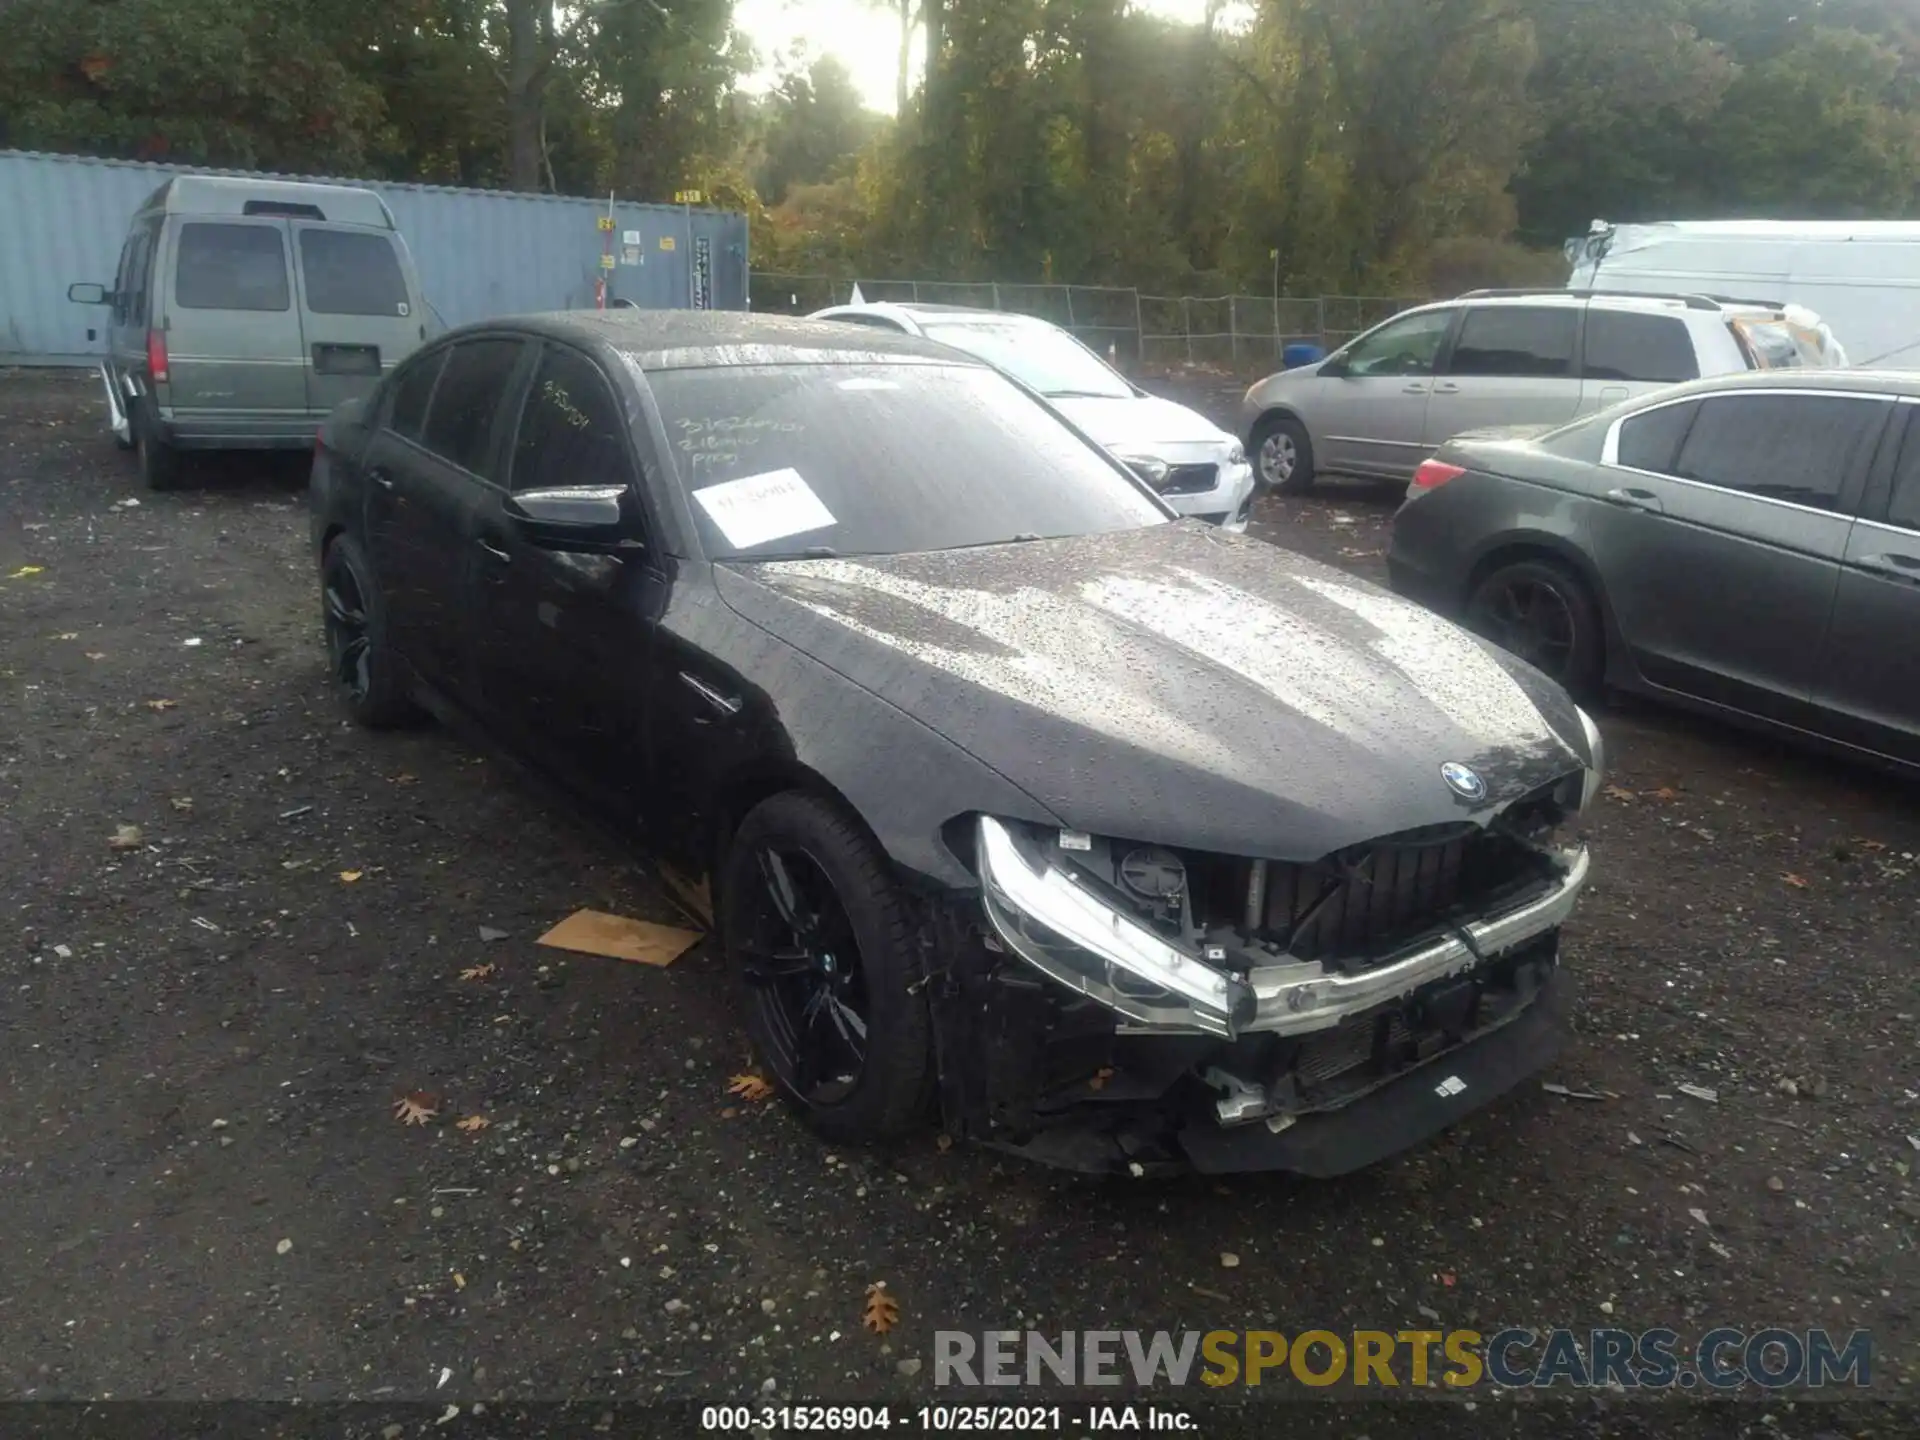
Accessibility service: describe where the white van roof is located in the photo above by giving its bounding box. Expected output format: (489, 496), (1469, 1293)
(1588, 219), (1920, 243)
(136, 174), (396, 230)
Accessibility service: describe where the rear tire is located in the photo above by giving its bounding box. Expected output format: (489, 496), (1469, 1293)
(320, 534), (420, 728)
(134, 410), (179, 491)
(1251, 414), (1315, 494)
(721, 791), (933, 1145)
(1466, 558), (1604, 700)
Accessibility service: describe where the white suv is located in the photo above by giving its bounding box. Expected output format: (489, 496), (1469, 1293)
(811, 301), (1256, 530)
(1239, 289), (1845, 493)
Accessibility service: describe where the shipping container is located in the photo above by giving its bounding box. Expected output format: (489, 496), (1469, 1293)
(0, 149), (749, 366)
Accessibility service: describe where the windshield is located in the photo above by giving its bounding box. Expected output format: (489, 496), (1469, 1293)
(648, 363), (1169, 561)
(918, 319), (1133, 399)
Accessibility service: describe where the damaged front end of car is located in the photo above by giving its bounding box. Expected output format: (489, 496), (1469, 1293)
(924, 714), (1604, 1177)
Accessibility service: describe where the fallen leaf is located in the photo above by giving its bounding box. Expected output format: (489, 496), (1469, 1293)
(1781, 872), (1809, 889)
(1648, 787), (1680, 801)
(145, 698), (177, 712)
(85, 652), (106, 661)
(1088, 1066), (1116, 1092)
(935, 1133), (954, 1153)
(458, 964), (496, 982)
(1854, 837), (1887, 853)
(8, 565), (43, 579)
(452, 1272), (466, 1290)
(53, 632), (78, 641)
(392, 1093), (439, 1126)
(727, 1072), (774, 1103)
(455, 1114), (490, 1134)
(170, 796), (193, 813)
(339, 870), (363, 884)
(391, 773), (417, 785)
(721, 1106), (739, 1119)
(1602, 785), (1636, 802)
(108, 824), (143, 851)
(863, 1281), (900, 1334)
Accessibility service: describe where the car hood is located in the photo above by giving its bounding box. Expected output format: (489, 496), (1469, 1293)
(1049, 395), (1232, 450)
(713, 524), (1593, 862)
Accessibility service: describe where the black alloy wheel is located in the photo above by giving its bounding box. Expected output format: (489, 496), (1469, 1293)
(722, 792), (933, 1143)
(320, 535), (418, 728)
(1466, 558), (1603, 699)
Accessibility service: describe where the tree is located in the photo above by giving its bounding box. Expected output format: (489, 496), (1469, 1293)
(753, 57), (883, 204)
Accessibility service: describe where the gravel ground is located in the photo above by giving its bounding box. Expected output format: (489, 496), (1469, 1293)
(2, 366), (1917, 1435)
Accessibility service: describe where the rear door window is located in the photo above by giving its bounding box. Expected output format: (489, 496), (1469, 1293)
(1446, 307), (1577, 378)
(174, 223), (290, 311)
(386, 350), (445, 443)
(1582, 311), (1699, 384)
(298, 229), (410, 317)
(509, 346), (632, 493)
(1615, 400), (1699, 473)
(1886, 420), (1920, 531)
(1671, 394), (1885, 511)
(420, 339), (524, 478)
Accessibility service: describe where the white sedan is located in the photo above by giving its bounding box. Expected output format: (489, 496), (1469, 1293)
(810, 301), (1255, 532)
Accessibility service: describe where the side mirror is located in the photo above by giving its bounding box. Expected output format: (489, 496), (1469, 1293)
(504, 485), (633, 552)
(1319, 354), (1349, 378)
(68, 282), (111, 306)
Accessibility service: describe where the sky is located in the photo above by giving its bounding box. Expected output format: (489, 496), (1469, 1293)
(731, 0), (1240, 114)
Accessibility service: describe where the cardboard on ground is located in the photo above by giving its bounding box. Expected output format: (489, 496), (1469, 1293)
(537, 908), (702, 967)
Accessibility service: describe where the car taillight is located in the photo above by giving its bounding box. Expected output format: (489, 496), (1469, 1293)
(1412, 459), (1465, 490)
(146, 329), (169, 384)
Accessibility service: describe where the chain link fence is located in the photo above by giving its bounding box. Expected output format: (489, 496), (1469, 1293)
(751, 274), (1428, 372)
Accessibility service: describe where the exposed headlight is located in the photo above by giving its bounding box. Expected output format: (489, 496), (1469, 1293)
(1575, 706), (1605, 812)
(1117, 454), (1171, 488)
(975, 816), (1253, 1037)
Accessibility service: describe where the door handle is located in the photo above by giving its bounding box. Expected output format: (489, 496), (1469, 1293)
(1604, 487), (1664, 514)
(368, 467), (395, 492)
(1432, 382), (1460, 395)
(477, 537), (511, 564)
(1402, 383), (1430, 395)
(1857, 552), (1920, 583)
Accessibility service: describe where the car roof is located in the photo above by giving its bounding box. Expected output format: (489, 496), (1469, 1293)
(820, 301), (1052, 325)
(444, 310), (984, 370)
(1432, 292), (1745, 318)
(1618, 368), (1920, 403)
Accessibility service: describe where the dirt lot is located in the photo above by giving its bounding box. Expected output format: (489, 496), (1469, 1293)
(2, 366), (1917, 1434)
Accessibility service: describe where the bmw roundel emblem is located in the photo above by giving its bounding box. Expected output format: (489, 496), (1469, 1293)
(1440, 761), (1487, 802)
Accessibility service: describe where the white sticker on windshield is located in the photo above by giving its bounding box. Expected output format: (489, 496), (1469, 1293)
(693, 467), (837, 551)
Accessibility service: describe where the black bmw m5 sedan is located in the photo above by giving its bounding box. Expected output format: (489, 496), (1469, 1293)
(308, 311), (1605, 1177)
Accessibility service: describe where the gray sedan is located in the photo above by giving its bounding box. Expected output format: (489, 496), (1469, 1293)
(1387, 369), (1920, 773)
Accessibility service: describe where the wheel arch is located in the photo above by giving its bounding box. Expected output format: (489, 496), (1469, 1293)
(1461, 531), (1624, 679)
(708, 760), (892, 898)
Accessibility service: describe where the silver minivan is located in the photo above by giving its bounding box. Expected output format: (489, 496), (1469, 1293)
(1239, 289), (1842, 494)
(68, 174), (436, 488)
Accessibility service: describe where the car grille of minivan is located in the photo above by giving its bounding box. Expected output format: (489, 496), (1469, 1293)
(1162, 463), (1218, 496)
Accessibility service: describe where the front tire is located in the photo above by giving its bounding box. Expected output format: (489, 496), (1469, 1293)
(721, 792), (933, 1144)
(320, 534), (420, 728)
(1251, 414), (1315, 494)
(1466, 558), (1604, 700)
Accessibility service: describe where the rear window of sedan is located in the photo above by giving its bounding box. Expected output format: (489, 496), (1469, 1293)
(646, 363), (1169, 560)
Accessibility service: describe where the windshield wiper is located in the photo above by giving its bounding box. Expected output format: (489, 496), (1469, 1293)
(1045, 389), (1128, 399)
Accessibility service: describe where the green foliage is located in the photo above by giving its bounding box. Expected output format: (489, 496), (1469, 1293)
(4, 0), (1920, 292)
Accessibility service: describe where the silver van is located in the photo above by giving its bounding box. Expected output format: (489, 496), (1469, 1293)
(67, 174), (435, 488)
